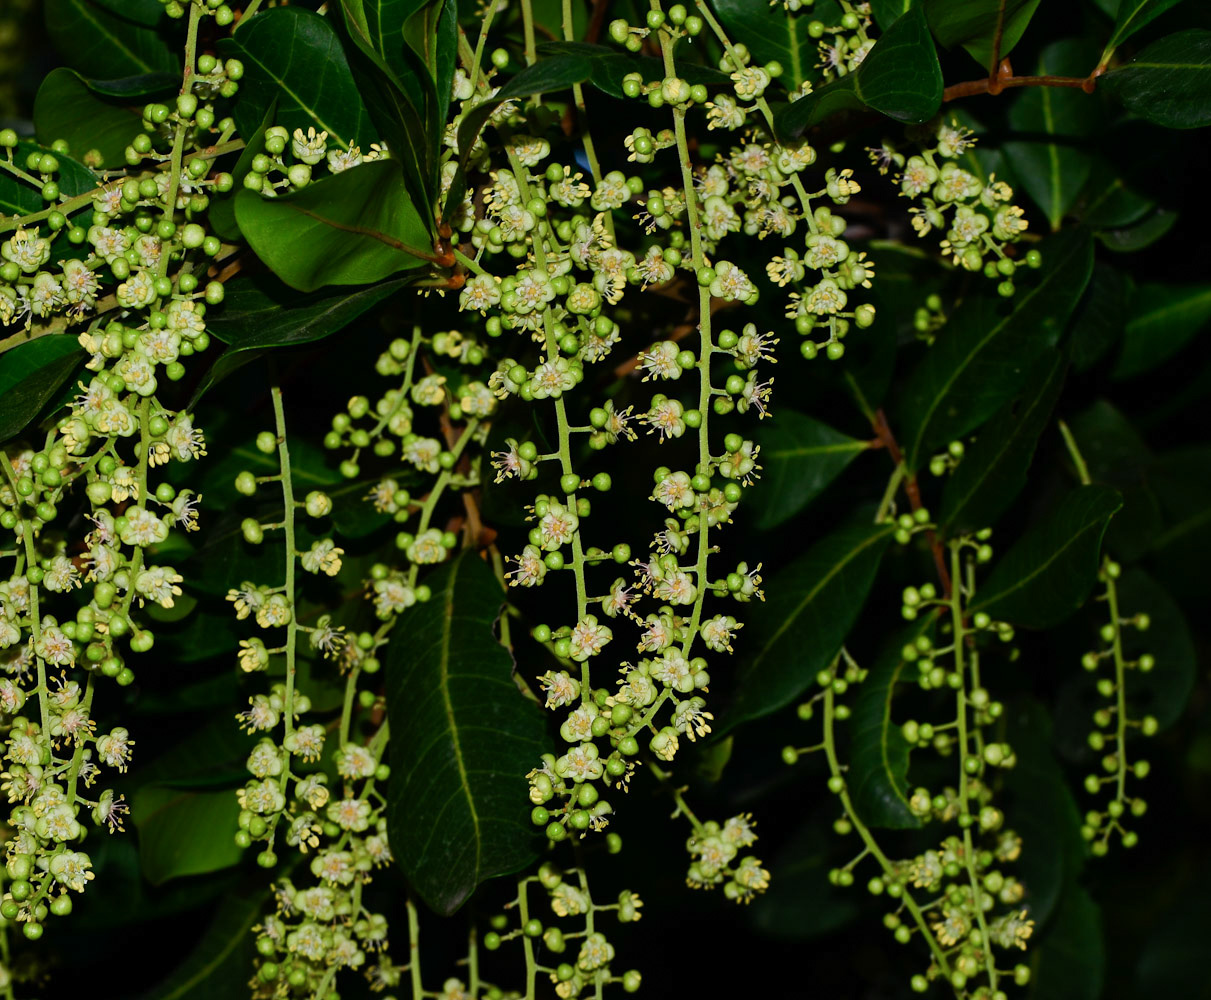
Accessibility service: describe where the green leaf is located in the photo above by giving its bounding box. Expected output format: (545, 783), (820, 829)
(1102, 0), (1190, 62)
(1095, 207), (1178, 252)
(749, 817), (861, 939)
(750, 411), (869, 530)
(235, 160), (432, 293)
(131, 786), (245, 885)
(385, 551), (548, 915)
(1116, 571), (1195, 729)
(1003, 41), (1102, 231)
(1029, 887), (1105, 1000)
(775, 7), (942, 136)
(1112, 283), (1211, 379)
(1002, 701), (1085, 928)
(44, 0), (177, 79)
(91, 0), (163, 27)
(208, 105), (274, 242)
(711, 0), (841, 89)
(194, 274), (410, 403)
(453, 56), (593, 156)
(849, 619), (933, 829)
(337, 0), (454, 223)
(868, 0), (910, 31)
(940, 352), (1066, 532)
(1069, 262), (1130, 371)
(446, 56), (594, 223)
(535, 41), (730, 99)
(972, 485), (1123, 628)
(134, 890), (267, 1000)
(132, 716), (256, 789)
(896, 227), (1093, 470)
(0, 336), (86, 444)
(0, 140), (96, 218)
(1101, 29), (1211, 129)
(34, 68), (174, 169)
(925, 0), (1043, 71)
(722, 520), (894, 733)
(1075, 162), (1156, 229)
(220, 7), (376, 152)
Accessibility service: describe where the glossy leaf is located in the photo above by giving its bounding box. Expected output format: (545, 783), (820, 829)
(1002, 701), (1085, 928)
(131, 786), (244, 885)
(1102, 0), (1190, 61)
(849, 620), (933, 829)
(33, 68), (173, 168)
(775, 7), (942, 137)
(338, 0), (452, 222)
(235, 160), (432, 293)
(1096, 207), (1178, 252)
(868, 0), (910, 31)
(1075, 163), (1156, 229)
(1029, 887), (1105, 1000)
(711, 0), (841, 88)
(972, 485), (1123, 628)
(1101, 29), (1211, 129)
(722, 521), (894, 733)
(133, 890), (266, 1000)
(896, 227), (1093, 470)
(0, 336), (86, 443)
(385, 552), (548, 915)
(1070, 262), (1130, 371)
(940, 352), (1066, 532)
(194, 274), (410, 402)
(535, 42), (729, 99)
(207, 106), (274, 243)
(220, 8), (375, 152)
(91, 0), (163, 26)
(0, 140), (95, 218)
(1113, 282), (1211, 379)
(44, 0), (177, 79)
(925, 0), (1043, 71)
(1003, 41), (1101, 231)
(446, 56), (593, 221)
(750, 412), (869, 530)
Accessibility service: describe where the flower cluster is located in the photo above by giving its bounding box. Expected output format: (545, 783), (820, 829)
(874, 118), (1039, 295)
(0, 0), (238, 969)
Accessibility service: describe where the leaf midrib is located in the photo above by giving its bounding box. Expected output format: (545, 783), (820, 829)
(744, 525), (891, 675)
(66, 0), (158, 74)
(906, 234), (1082, 466)
(973, 494), (1118, 610)
(437, 556), (482, 883)
(767, 441), (867, 459)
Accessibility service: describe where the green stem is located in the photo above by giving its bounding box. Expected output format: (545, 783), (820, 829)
(653, 2), (714, 660)
(407, 895), (424, 999)
(158, 3), (202, 281)
(948, 542), (997, 992)
(1058, 419), (1092, 486)
(1104, 564), (1130, 811)
(1, 452), (50, 738)
(271, 377), (299, 797)
(517, 879), (538, 999)
(821, 681), (953, 980)
(876, 463), (906, 523)
(647, 759), (706, 835)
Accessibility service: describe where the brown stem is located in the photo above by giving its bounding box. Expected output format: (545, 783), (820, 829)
(872, 409), (953, 598)
(944, 72), (1099, 102)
